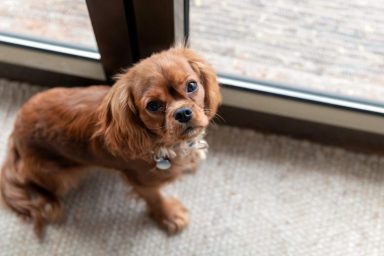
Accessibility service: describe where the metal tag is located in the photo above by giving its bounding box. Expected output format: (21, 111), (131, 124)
(156, 158), (171, 170)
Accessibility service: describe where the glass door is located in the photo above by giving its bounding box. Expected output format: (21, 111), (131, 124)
(0, 0), (98, 52)
(189, 0), (384, 106)
(1, 0), (383, 136)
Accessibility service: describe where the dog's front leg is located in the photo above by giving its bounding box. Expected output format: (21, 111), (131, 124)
(132, 184), (189, 234)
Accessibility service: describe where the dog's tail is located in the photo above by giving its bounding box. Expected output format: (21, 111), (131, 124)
(0, 136), (62, 236)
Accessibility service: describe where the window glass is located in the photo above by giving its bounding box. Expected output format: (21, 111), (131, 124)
(0, 0), (97, 50)
(190, 0), (384, 103)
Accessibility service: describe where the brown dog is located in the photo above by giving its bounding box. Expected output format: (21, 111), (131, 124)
(0, 47), (221, 236)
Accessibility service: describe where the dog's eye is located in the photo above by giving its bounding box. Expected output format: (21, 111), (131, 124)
(146, 101), (162, 112)
(186, 81), (198, 93)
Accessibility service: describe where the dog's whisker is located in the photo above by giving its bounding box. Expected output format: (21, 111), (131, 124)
(214, 113), (225, 122)
(210, 119), (218, 128)
(204, 108), (225, 123)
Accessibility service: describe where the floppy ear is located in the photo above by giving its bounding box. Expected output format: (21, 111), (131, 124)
(177, 48), (222, 119)
(95, 76), (151, 158)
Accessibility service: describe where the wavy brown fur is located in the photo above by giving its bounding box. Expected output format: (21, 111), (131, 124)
(0, 47), (221, 237)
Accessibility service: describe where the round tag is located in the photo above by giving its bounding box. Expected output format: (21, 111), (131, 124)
(156, 159), (171, 170)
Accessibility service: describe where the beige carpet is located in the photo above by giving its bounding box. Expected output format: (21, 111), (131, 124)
(2, 79), (384, 255)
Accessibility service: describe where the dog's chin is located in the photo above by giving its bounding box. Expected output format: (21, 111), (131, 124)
(178, 126), (204, 140)
(152, 126), (204, 145)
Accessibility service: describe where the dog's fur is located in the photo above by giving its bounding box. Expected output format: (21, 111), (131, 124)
(0, 47), (221, 236)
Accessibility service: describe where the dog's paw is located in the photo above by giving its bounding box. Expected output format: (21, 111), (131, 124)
(150, 197), (189, 234)
(41, 201), (63, 223)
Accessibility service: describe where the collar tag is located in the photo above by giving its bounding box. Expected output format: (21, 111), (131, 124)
(154, 156), (171, 170)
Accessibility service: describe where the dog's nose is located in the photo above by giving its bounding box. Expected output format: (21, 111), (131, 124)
(173, 107), (193, 123)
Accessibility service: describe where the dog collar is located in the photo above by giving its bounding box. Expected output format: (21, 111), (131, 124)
(153, 131), (208, 170)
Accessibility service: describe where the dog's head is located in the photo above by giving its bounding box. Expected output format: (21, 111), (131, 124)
(97, 47), (221, 157)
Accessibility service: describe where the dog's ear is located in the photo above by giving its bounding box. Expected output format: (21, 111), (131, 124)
(177, 48), (222, 119)
(95, 76), (151, 158)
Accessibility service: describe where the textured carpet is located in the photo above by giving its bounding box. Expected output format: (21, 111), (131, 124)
(2, 79), (384, 255)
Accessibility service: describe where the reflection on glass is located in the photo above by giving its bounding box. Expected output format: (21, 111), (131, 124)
(190, 0), (384, 102)
(0, 0), (97, 50)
